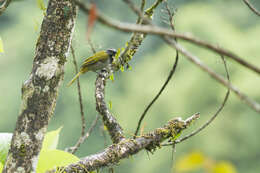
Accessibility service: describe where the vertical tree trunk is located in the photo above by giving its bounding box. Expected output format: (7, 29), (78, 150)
(3, 0), (77, 172)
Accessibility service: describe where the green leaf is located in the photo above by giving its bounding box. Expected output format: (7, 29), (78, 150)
(36, 0), (46, 11)
(42, 127), (62, 150)
(37, 149), (80, 173)
(109, 74), (114, 82)
(0, 133), (12, 164)
(0, 162), (3, 172)
(0, 37), (4, 53)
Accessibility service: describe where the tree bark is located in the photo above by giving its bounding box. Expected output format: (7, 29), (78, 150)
(3, 0), (77, 172)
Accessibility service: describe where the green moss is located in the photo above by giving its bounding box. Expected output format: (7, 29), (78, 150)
(19, 144), (26, 157)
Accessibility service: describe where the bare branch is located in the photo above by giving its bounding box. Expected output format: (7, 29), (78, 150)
(164, 37), (260, 113)
(243, 0), (260, 16)
(71, 46), (86, 137)
(52, 114), (200, 173)
(95, 71), (125, 143)
(75, 0), (260, 75)
(0, 0), (12, 16)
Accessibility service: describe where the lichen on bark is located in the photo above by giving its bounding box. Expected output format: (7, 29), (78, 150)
(3, 0), (77, 172)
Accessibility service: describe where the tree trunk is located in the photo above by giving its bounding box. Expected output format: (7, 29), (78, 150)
(3, 0), (77, 172)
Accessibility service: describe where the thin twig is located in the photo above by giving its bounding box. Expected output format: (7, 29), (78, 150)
(134, 4), (179, 137)
(243, 0), (260, 16)
(163, 55), (230, 146)
(165, 2), (175, 31)
(164, 37), (260, 113)
(74, 0), (260, 75)
(68, 115), (100, 154)
(71, 46), (86, 137)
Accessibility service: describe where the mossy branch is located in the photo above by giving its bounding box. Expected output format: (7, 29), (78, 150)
(52, 113), (200, 173)
(114, 0), (164, 71)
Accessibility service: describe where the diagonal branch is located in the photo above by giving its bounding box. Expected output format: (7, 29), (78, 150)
(52, 114), (200, 173)
(243, 0), (260, 16)
(75, 0), (260, 75)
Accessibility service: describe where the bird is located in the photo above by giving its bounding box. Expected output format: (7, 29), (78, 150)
(67, 48), (117, 86)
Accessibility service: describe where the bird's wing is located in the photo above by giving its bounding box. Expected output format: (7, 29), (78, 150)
(81, 51), (107, 67)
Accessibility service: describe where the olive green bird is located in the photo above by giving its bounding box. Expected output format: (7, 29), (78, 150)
(67, 48), (117, 86)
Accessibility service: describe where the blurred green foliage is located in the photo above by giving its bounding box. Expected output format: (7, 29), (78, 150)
(0, 0), (260, 173)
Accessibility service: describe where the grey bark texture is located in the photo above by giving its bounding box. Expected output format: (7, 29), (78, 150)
(2, 0), (77, 172)
(95, 71), (125, 144)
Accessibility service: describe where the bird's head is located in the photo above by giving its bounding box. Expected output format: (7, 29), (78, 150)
(106, 48), (117, 57)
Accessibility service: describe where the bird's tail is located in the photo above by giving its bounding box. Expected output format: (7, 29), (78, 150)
(67, 71), (83, 87)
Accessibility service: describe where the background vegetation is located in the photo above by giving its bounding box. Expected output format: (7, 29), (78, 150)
(0, 0), (259, 172)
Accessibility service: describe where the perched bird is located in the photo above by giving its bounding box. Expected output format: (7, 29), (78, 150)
(67, 48), (117, 86)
